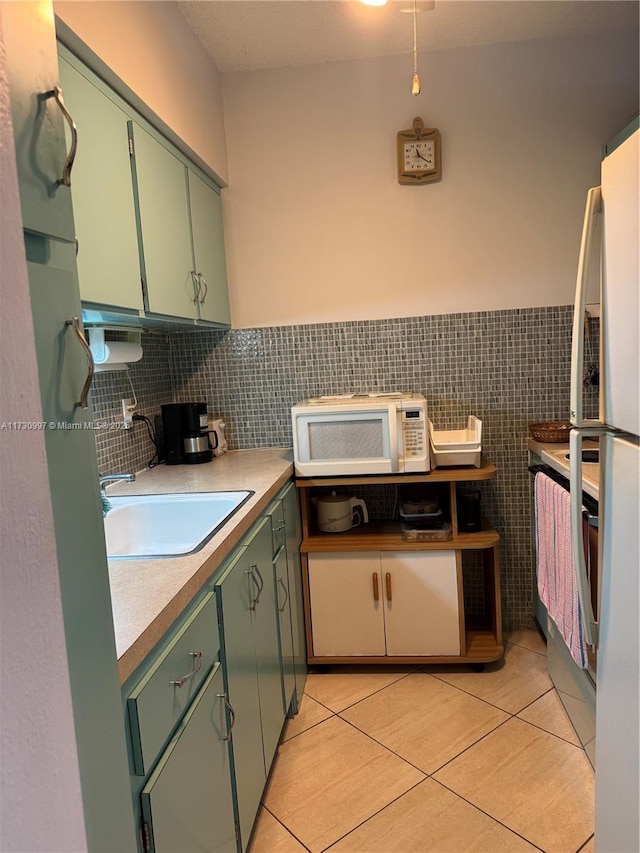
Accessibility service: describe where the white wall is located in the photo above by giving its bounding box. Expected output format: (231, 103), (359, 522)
(54, 0), (229, 184)
(222, 29), (638, 328)
(0, 13), (87, 850)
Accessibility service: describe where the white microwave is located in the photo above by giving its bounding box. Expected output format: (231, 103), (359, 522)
(291, 393), (430, 477)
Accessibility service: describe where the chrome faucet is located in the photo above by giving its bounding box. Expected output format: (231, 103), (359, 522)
(99, 472), (136, 490)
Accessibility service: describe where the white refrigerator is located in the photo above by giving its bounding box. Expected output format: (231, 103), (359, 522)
(570, 122), (639, 853)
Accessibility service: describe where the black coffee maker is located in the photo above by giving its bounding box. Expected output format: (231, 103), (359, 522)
(161, 402), (215, 465)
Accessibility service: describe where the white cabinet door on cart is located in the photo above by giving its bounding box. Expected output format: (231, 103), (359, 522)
(308, 551), (461, 658)
(308, 553), (386, 656)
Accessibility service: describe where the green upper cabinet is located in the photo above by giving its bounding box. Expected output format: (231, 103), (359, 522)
(129, 121), (196, 320)
(3, 5), (76, 243)
(130, 121), (231, 326)
(188, 171), (231, 326)
(57, 51), (143, 313)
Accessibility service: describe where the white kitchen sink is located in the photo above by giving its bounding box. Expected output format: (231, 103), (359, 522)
(103, 491), (253, 558)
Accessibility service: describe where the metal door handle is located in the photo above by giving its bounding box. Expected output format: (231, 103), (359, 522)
(372, 572), (379, 602)
(191, 270), (201, 304)
(65, 317), (94, 409)
(45, 86), (77, 187)
(385, 572), (392, 602)
(170, 651), (202, 687)
(198, 273), (208, 304)
(277, 577), (289, 612)
(217, 692), (236, 742)
(253, 564), (264, 605)
(247, 568), (260, 610)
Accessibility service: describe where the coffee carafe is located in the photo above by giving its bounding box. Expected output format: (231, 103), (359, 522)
(161, 402), (216, 465)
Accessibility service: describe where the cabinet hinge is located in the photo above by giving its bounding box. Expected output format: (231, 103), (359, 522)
(235, 822), (241, 845)
(141, 821), (152, 853)
(217, 605), (222, 625)
(128, 137), (135, 157)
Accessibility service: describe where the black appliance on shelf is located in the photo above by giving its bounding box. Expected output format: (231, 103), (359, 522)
(161, 402), (214, 465)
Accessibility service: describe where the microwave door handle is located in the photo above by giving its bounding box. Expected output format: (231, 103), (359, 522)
(571, 186), (602, 427)
(569, 429), (599, 646)
(388, 404), (400, 472)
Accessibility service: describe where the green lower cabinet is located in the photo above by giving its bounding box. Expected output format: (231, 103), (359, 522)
(215, 518), (284, 851)
(141, 663), (236, 853)
(274, 544), (296, 715)
(281, 483), (308, 705)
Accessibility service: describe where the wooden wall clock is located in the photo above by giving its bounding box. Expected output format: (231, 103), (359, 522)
(397, 117), (442, 184)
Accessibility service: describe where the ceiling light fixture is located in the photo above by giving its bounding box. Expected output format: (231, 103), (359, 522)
(358, 0), (388, 6)
(411, 0), (420, 95)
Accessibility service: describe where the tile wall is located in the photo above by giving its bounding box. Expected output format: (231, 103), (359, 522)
(90, 305), (599, 631)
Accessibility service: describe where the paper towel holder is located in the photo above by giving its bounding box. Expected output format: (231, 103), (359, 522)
(88, 327), (143, 372)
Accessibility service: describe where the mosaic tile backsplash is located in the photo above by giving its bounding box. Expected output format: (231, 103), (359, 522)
(90, 305), (599, 631)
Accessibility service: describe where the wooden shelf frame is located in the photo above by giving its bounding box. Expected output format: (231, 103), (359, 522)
(296, 458), (504, 667)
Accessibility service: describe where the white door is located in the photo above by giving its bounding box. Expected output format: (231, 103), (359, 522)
(308, 553), (385, 656)
(381, 552), (461, 656)
(595, 433), (639, 853)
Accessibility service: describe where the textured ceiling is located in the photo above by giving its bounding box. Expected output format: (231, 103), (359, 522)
(177, 0), (639, 73)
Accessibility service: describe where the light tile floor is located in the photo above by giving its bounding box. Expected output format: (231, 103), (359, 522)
(249, 631), (595, 853)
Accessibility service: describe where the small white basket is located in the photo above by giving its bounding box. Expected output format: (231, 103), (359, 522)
(428, 417), (482, 468)
(429, 416), (482, 450)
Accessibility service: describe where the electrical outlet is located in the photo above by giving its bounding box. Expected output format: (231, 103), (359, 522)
(121, 398), (136, 428)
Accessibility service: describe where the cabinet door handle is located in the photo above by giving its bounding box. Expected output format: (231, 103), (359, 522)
(217, 692), (236, 742)
(191, 270), (201, 304)
(247, 568), (260, 610)
(253, 564), (264, 605)
(385, 572), (392, 602)
(277, 577), (289, 612)
(372, 572), (379, 602)
(45, 85), (77, 187)
(170, 651), (202, 687)
(198, 273), (208, 304)
(65, 317), (94, 409)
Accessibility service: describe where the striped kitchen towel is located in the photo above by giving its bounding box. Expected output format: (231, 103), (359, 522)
(535, 472), (588, 668)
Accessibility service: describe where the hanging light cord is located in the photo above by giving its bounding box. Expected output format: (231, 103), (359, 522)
(412, 0), (421, 95)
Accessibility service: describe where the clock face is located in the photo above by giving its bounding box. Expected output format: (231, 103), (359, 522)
(403, 139), (436, 172)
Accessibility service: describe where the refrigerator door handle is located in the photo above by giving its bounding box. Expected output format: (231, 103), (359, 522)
(569, 428), (600, 646)
(571, 186), (603, 427)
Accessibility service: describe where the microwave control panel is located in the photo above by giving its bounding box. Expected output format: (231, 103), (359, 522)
(401, 408), (427, 459)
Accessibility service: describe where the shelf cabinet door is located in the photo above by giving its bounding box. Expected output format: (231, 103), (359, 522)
(308, 553), (386, 656)
(188, 170), (230, 326)
(129, 121), (196, 319)
(381, 551), (461, 656)
(141, 663), (236, 853)
(57, 54), (143, 312)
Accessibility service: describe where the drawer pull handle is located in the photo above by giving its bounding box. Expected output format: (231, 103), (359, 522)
(277, 577), (289, 612)
(385, 572), (392, 602)
(372, 572), (379, 602)
(217, 692), (236, 742)
(272, 523), (286, 532)
(170, 651), (202, 688)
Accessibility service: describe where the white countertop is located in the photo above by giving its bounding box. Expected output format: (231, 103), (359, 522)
(528, 438), (600, 501)
(105, 448), (293, 684)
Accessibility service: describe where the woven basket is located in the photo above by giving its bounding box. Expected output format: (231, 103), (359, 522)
(528, 421), (572, 443)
